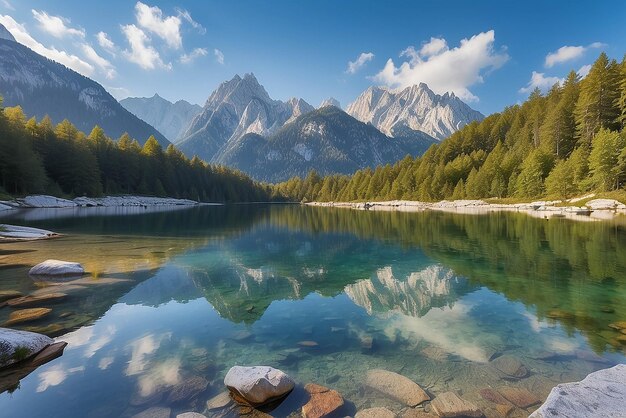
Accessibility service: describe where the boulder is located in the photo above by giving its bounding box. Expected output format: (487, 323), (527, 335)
(0, 224), (57, 240)
(29, 260), (84, 277)
(223, 366), (294, 406)
(498, 386), (541, 408)
(0, 328), (53, 368)
(167, 376), (209, 403)
(3, 308), (52, 326)
(430, 392), (482, 417)
(479, 387), (508, 404)
(585, 199), (626, 210)
(355, 407), (396, 418)
(365, 369), (430, 407)
(301, 383), (344, 418)
(176, 414), (206, 418)
(22, 195), (76, 208)
(529, 364), (626, 417)
(491, 355), (529, 378)
(30, 341), (67, 367)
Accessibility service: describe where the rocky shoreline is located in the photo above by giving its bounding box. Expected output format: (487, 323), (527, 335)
(0, 194), (203, 211)
(307, 196), (626, 222)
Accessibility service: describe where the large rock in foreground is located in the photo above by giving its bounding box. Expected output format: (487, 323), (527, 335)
(29, 260), (85, 277)
(0, 328), (53, 368)
(530, 364), (626, 417)
(302, 383), (344, 418)
(365, 369), (430, 406)
(224, 366), (295, 406)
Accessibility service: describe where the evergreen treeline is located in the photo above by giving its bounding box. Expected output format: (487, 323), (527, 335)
(275, 53), (626, 202)
(0, 100), (275, 202)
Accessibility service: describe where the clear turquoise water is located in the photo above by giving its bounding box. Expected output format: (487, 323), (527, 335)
(0, 205), (625, 418)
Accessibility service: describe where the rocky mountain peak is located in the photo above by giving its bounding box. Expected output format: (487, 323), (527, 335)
(319, 97), (341, 109)
(0, 23), (15, 42)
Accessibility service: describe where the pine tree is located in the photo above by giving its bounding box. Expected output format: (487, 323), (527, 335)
(588, 128), (625, 191)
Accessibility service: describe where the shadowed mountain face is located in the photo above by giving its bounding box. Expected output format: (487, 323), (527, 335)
(0, 29), (169, 146)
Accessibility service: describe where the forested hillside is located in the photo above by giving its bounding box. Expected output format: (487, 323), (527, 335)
(0, 101), (274, 202)
(276, 53), (626, 203)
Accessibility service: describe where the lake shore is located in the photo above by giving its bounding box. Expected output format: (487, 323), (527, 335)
(307, 196), (626, 221)
(0, 195), (207, 211)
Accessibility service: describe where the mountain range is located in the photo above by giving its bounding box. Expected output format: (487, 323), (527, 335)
(120, 94), (201, 143)
(346, 84), (484, 140)
(0, 24), (169, 146)
(0, 22), (483, 183)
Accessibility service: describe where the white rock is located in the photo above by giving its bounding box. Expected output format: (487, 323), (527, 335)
(22, 195), (76, 208)
(585, 199), (626, 210)
(29, 259), (85, 276)
(223, 365), (295, 405)
(0, 224), (56, 240)
(0, 327), (53, 368)
(0, 202), (13, 211)
(530, 364), (626, 418)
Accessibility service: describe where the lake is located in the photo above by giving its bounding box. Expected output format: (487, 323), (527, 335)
(0, 204), (625, 418)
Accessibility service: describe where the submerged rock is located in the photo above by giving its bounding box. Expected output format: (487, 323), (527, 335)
(206, 391), (233, 411)
(176, 413), (206, 418)
(530, 364), (626, 417)
(132, 406), (172, 418)
(430, 391), (482, 417)
(3, 308), (52, 326)
(491, 355), (529, 379)
(0, 328), (53, 368)
(0, 291), (22, 302)
(29, 260), (85, 277)
(6, 293), (67, 308)
(167, 376), (209, 404)
(301, 383), (344, 418)
(498, 386), (540, 409)
(224, 366), (294, 406)
(355, 407), (396, 418)
(365, 369), (430, 407)
(0, 224), (57, 241)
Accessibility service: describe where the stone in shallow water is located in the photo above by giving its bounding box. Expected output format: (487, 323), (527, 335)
(167, 376), (209, 404)
(301, 383), (344, 418)
(529, 364), (626, 418)
(28, 259), (84, 276)
(30, 341), (67, 367)
(479, 388), (508, 404)
(132, 406), (171, 418)
(298, 340), (319, 348)
(6, 292), (67, 308)
(355, 407), (396, 418)
(3, 308), (52, 326)
(420, 346), (449, 362)
(206, 391), (233, 410)
(0, 327), (53, 368)
(224, 366), (294, 406)
(365, 369), (430, 407)
(176, 413), (206, 418)
(608, 321), (626, 330)
(430, 391), (482, 417)
(495, 404), (514, 417)
(490, 355), (529, 379)
(498, 386), (541, 408)
(129, 389), (164, 407)
(0, 291), (22, 302)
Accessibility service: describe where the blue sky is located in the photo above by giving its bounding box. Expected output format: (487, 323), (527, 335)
(1, 0), (625, 115)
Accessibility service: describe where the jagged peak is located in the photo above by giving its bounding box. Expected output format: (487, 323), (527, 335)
(319, 97), (341, 109)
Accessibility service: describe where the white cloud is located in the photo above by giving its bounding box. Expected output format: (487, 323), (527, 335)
(519, 71), (563, 93)
(214, 48), (224, 65)
(32, 9), (84, 39)
(96, 31), (116, 54)
(346, 52), (374, 74)
(544, 42), (605, 68)
(179, 47), (208, 64)
(1, 0), (14, 11)
(81, 43), (116, 79)
(105, 85), (131, 100)
(577, 64), (592, 78)
(419, 37), (448, 57)
(176, 8), (206, 34)
(121, 23), (170, 70)
(135, 1), (182, 49)
(373, 30), (508, 102)
(0, 14), (94, 76)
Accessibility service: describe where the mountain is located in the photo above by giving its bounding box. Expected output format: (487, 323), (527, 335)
(216, 106), (436, 183)
(178, 73), (314, 161)
(0, 25), (169, 146)
(346, 83), (484, 140)
(120, 94), (201, 143)
(319, 97), (341, 109)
